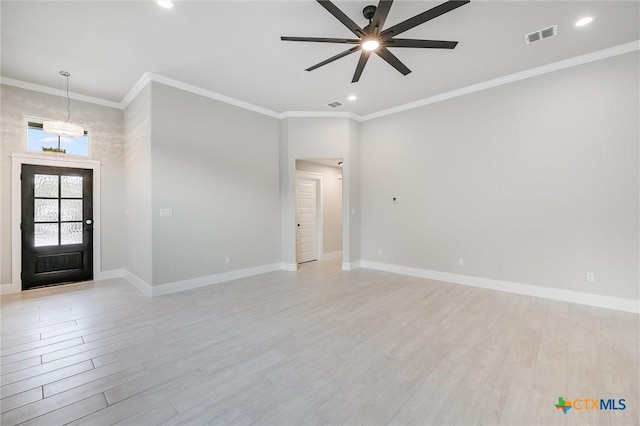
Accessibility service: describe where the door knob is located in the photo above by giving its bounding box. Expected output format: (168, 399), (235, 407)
(297, 224), (300, 227)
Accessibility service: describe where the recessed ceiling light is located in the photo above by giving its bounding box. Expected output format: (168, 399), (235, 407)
(362, 39), (380, 51)
(156, 0), (174, 9)
(575, 17), (593, 27)
(348, 95), (357, 101)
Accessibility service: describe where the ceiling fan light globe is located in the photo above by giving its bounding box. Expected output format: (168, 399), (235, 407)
(362, 39), (380, 51)
(575, 16), (593, 27)
(156, 0), (174, 9)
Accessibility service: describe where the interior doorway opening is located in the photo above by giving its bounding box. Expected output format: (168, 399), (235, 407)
(295, 158), (343, 265)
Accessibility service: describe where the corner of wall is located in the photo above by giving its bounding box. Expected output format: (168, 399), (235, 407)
(123, 83), (153, 285)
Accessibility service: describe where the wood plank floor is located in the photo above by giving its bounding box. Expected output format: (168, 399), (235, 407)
(1, 259), (638, 425)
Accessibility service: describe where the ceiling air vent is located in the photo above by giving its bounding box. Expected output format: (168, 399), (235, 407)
(327, 101), (343, 108)
(524, 25), (557, 44)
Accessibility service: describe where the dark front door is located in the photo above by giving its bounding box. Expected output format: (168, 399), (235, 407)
(21, 165), (93, 290)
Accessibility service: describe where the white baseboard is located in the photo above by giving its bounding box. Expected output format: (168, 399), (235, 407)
(95, 269), (124, 280)
(1, 269), (125, 296)
(280, 263), (298, 271)
(342, 260), (361, 271)
(123, 270), (153, 297)
(0, 282), (20, 295)
(360, 261), (639, 314)
(141, 263), (283, 297)
(322, 251), (343, 260)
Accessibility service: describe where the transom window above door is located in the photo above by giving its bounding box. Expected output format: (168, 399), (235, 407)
(27, 121), (89, 156)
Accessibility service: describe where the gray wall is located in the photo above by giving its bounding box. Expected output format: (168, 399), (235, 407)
(0, 84), (126, 284)
(296, 160), (343, 255)
(150, 82), (280, 285)
(279, 117), (360, 266)
(2, 50), (636, 303)
(123, 84), (153, 284)
(360, 52), (639, 300)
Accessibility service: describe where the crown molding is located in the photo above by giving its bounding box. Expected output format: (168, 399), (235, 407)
(279, 111), (362, 121)
(120, 72), (153, 109)
(139, 73), (281, 119)
(2, 40), (638, 122)
(359, 40), (640, 121)
(0, 76), (122, 109)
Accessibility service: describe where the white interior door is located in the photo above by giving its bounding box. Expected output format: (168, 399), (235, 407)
(296, 178), (317, 263)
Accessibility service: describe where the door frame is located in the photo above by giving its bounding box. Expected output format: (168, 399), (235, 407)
(8, 153), (101, 293)
(295, 170), (323, 263)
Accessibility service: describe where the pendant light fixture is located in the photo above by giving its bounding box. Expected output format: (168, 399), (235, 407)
(43, 71), (85, 137)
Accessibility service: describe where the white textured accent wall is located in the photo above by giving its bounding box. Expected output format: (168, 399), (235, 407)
(123, 84), (153, 284)
(0, 85), (125, 284)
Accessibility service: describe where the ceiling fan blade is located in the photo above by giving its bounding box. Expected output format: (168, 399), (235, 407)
(375, 46), (411, 75)
(352, 50), (371, 83)
(370, 0), (393, 34)
(381, 0), (470, 38)
(306, 45), (361, 72)
(281, 36), (361, 44)
(387, 39), (458, 49)
(317, 0), (365, 38)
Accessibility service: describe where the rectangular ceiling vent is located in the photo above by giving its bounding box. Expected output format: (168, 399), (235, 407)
(327, 101), (343, 108)
(524, 25), (557, 44)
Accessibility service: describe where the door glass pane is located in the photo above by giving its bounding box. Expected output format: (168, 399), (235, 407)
(34, 199), (58, 222)
(34, 223), (58, 247)
(61, 176), (83, 198)
(34, 174), (59, 197)
(61, 199), (82, 221)
(61, 222), (83, 245)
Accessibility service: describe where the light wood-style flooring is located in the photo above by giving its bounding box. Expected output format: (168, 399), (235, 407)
(1, 259), (638, 425)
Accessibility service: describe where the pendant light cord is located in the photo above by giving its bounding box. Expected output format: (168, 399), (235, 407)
(65, 74), (71, 123)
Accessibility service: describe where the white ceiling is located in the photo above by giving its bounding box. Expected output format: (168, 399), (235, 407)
(1, 1), (638, 116)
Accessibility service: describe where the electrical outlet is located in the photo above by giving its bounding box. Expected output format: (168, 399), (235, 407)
(225, 256), (231, 264)
(586, 272), (595, 282)
(378, 249), (382, 256)
(458, 258), (464, 266)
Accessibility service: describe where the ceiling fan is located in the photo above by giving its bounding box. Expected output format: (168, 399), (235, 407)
(281, 0), (470, 83)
